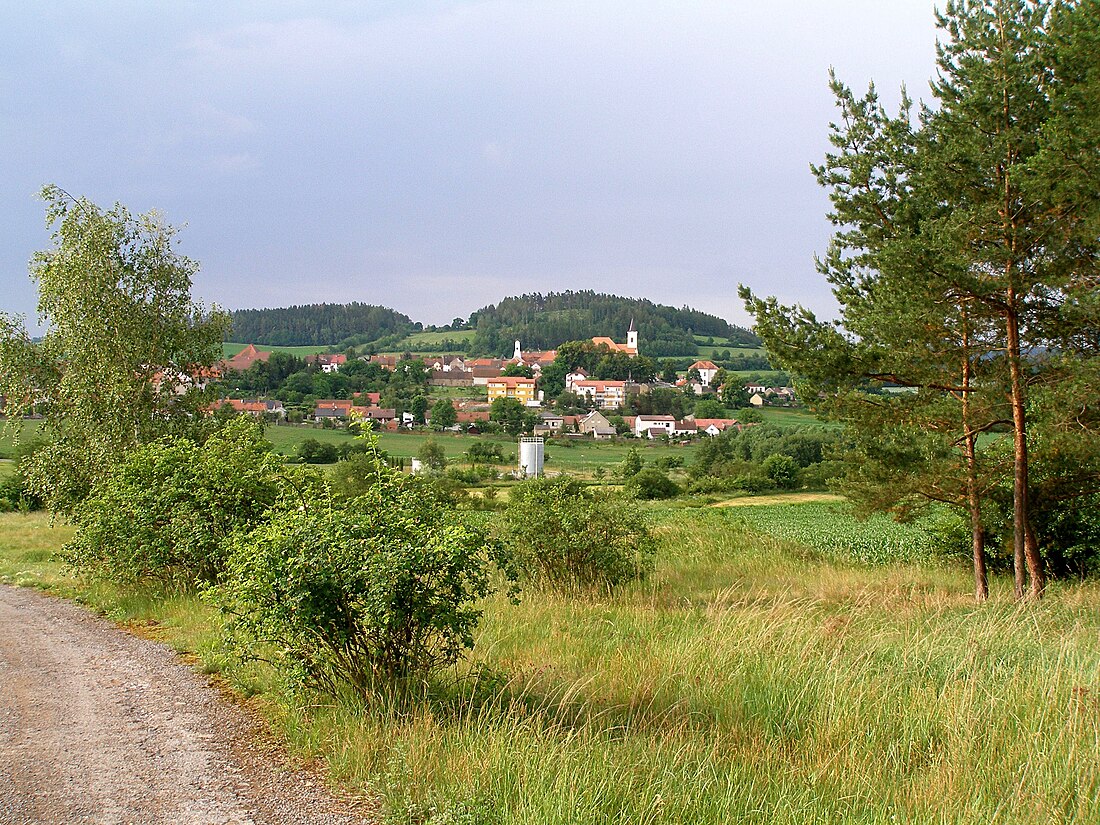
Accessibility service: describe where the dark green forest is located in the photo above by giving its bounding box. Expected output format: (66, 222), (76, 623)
(229, 303), (416, 347)
(466, 292), (759, 357)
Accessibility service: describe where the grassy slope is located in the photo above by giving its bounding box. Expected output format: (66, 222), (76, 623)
(222, 343), (331, 358)
(391, 329), (477, 352)
(2, 503), (1097, 823)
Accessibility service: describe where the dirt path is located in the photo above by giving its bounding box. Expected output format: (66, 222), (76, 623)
(0, 585), (375, 825)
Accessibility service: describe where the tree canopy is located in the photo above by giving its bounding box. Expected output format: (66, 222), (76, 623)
(742, 0), (1100, 600)
(0, 186), (230, 512)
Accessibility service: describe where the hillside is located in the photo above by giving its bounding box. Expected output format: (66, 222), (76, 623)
(226, 292), (760, 357)
(229, 303), (415, 347)
(465, 291), (759, 357)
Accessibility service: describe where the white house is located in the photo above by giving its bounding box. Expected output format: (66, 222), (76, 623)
(689, 360), (720, 386)
(633, 415), (676, 438)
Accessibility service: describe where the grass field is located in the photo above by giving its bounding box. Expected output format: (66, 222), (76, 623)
(391, 329), (477, 352)
(222, 342), (331, 358)
(692, 337), (767, 361)
(2, 502), (1097, 824)
(263, 424), (701, 472)
(0, 419), (45, 459)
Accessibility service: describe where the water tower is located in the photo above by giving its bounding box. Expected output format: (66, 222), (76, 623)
(518, 437), (544, 478)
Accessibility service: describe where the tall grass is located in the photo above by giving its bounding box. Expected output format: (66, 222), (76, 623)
(274, 509), (1100, 824)
(3, 507), (1098, 823)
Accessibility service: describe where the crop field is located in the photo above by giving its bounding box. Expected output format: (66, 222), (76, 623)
(719, 499), (940, 565)
(4, 500), (1097, 824)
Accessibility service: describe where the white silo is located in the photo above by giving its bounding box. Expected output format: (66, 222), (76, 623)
(518, 437), (544, 478)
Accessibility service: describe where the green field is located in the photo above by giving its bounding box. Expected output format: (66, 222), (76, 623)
(263, 424), (700, 472)
(222, 342), (331, 358)
(692, 336), (766, 361)
(2, 500), (1097, 824)
(0, 419), (45, 459)
(391, 329), (477, 353)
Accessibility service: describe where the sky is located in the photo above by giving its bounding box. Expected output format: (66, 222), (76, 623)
(0, 1), (942, 334)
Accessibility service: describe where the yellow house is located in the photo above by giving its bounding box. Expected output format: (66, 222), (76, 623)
(487, 376), (537, 405)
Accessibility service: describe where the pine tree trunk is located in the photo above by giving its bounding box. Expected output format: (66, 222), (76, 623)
(1004, 293), (1045, 599)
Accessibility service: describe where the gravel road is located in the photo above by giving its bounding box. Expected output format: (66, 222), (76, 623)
(0, 584), (376, 825)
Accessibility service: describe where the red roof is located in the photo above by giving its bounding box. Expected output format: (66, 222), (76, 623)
(488, 376), (537, 387)
(224, 344), (271, 371)
(690, 360), (719, 371)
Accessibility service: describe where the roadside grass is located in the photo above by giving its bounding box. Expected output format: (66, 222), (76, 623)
(4, 503), (1098, 823)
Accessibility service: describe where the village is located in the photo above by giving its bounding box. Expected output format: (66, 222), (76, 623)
(211, 323), (797, 445)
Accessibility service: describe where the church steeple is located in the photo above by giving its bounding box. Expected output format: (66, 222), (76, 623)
(627, 319), (638, 353)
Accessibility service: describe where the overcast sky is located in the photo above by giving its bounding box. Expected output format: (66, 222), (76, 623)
(1, 1), (941, 333)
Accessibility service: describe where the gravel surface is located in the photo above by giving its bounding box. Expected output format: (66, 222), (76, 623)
(0, 584), (377, 825)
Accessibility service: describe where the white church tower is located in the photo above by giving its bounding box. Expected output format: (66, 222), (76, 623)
(513, 339), (523, 362)
(627, 319), (638, 354)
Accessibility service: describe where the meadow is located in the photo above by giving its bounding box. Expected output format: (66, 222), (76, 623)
(222, 342), (331, 358)
(265, 423), (702, 473)
(2, 499), (1096, 824)
(392, 329), (477, 352)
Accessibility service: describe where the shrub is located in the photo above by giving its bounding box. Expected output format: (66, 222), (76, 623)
(625, 467), (680, 500)
(64, 418), (299, 585)
(213, 477), (501, 694)
(763, 453), (799, 489)
(499, 476), (656, 593)
(417, 439), (447, 471)
(298, 437), (340, 464)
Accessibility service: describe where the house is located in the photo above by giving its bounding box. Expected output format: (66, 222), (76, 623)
(565, 368), (589, 392)
(539, 413), (565, 431)
(429, 370), (474, 387)
(533, 413), (565, 437)
(314, 399), (354, 421)
(470, 365), (505, 386)
(509, 342), (558, 373)
(689, 360), (720, 386)
(749, 392), (765, 407)
(674, 419), (698, 436)
(591, 319), (639, 356)
(369, 355), (398, 370)
(694, 418), (742, 436)
(487, 376), (538, 405)
(354, 392), (382, 406)
(633, 415), (676, 438)
(223, 344), (271, 372)
(305, 353), (348, 373)
(219, 398), (286, 418)
(579, 410), (616, 439)
(573, 379), (627, 409)
(349, 406), (396, 425)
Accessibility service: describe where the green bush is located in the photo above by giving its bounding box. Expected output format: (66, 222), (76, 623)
(298, 437), (341, 463)
(64, 418), (299, 585)
(625, 467), (680, 500)
(499, 476), (656, 593)
(214, 477), (501, 694)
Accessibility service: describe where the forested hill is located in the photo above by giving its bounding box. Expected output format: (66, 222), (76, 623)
(466, 291), (759, 357)
(229, 303), (415, 347)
